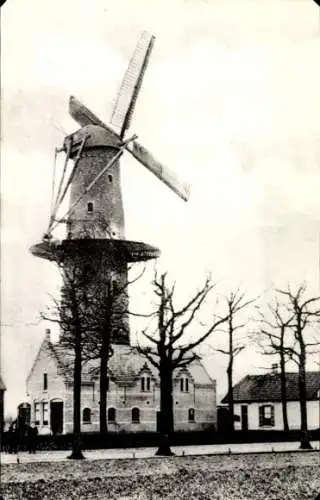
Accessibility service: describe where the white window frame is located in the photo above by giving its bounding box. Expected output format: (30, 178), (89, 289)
(141, 376), (151, 392)
(82, 408), (91, 424)
(259, 404), (275, 427)
(180, 377), (189, 393)
(108, 407), (116, 423)
(34, 402), (40, 425)
(42, 402), (49, 425)
(188, 408), (195, 422)
(132, 407), (140, 423)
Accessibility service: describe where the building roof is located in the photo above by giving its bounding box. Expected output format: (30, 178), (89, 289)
(49, 342), (214, 388)
(26, 328), (214, 389)
(221, 372), (320, 404)
(0, 374), (6, 391)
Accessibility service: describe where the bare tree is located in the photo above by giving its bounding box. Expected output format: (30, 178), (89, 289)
(277, 285), (320, 448)
(83, 264), (145, 442)
(213, 288), (255, 432)
(137, 272), (229, 456)
(254, 300), (294, 433)
(82, 281), (115, 442)
(42, 257), (91, 459)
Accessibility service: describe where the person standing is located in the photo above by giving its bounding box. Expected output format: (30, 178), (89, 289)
(31, 425), (38, 453)
(26, 425), (33, 453)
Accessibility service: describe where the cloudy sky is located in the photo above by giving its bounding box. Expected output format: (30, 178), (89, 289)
(1, 0), (320, 415)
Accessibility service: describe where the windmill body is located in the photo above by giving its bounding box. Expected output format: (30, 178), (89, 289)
(65, 125), (125, 241)
(30, 32), (189, 346)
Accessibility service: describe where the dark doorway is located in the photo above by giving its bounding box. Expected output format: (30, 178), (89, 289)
(241, 405), (248, 432)
(217, 406), (231, 433)
(18, 402), (31, 428)
(50, 401), (63, 435)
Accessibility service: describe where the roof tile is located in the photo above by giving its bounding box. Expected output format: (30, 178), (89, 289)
(50, 342), (213, 387)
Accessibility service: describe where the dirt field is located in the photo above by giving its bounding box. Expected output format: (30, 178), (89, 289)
(1, 451), (319, 499)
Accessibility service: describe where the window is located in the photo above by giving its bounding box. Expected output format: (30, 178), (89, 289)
(43, 373), (48, 391)
(83, 408), (91, 424)
(108, 407), (116, 422)
(132, 407), (140, 423)
(180, 377), (189, 393)
(259, 405), (275, 427)
(106, 376), (110, 392)
(141, 376), (151, 392)
(87, 202), (94, 213)
(34, 402), (40, 425)
(188, 408), (195, 422)
(108, 174), (113, 183)
(42, 402), (49, 425)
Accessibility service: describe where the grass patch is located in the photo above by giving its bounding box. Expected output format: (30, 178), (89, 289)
(1, 452), (319, 499)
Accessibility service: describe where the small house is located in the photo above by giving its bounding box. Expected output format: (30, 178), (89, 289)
(221, 371), (320, 431)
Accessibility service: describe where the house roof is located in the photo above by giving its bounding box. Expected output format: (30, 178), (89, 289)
(221, 372), (320, 404)
(0, 374), (6, 391)
(48, 342), (214, 387)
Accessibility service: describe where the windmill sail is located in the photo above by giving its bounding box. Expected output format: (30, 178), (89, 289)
(127, 141), (190, 201)
(69, 96), (110, 128)
(110, 31), (155, 138)
(69, 96), (190, 202)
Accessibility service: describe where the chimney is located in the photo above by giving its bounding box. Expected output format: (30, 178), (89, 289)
(45, 328), (51, 342)
(271, 363), (278, 375)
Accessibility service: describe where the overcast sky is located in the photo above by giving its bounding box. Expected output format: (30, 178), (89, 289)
(1, 0), (320, 415)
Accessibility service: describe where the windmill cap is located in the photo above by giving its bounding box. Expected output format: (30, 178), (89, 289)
(64, 125), (122, 157)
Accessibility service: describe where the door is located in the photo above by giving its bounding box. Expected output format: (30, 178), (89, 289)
(18, 403), (31, 428)
(50, 402), (63, 435)
(241, 405), (248, 432)
(217, 407), (230, 433)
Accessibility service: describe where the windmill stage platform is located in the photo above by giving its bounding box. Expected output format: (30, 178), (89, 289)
(30, 238), (160, 264)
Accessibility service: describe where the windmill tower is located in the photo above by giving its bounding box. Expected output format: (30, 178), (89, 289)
(30, 32), (190, 345)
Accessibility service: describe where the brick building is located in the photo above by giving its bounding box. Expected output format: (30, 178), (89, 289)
(26, 329), (216, 435)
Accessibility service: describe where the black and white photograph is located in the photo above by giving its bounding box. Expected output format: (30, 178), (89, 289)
(1, 0), (320, 498)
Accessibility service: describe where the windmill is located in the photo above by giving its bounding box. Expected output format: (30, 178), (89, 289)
(30, 31), (190, 344)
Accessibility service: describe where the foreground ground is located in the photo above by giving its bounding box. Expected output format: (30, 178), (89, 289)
(1, 451), (320, 499)
(1, 440), (319, 463)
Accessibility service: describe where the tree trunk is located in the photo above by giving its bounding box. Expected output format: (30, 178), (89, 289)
(99, 281), (113, 443)
(279, 335), (289, 433)
(298, 345), (312, 449)
(99, 343), (108, 443)
(227, 318), (234, 433)
(227, 362), (234, 433)
(68, 330), (84, 459)
(156, 365), (174, 456)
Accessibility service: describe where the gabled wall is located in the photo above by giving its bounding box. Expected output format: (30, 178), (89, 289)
(27, 340), (67, 434)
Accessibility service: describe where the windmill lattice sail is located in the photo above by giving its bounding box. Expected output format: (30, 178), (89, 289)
(110, 31), (155, 137)
(127, 141), (190, 202)
(69, 96), (190, 202)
